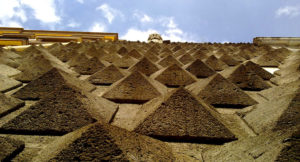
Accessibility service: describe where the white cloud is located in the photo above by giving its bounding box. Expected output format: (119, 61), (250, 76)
(133, 11), (153, 23)
(165, 28), (183, 35)
(0, 20), (22, 27)
(67, 20), (80, 28)
(0, 0), (60, 27)
(21, 0), (61, 23)
(276, 6), (300, 18)
(121, 28), (158, 41)
(76, 0), (84, 4)
(96, 3), (123, 24)
(166, 18), (177, 29)
(0, 0), (26, 27)
(122, 15), (195, 42)
(160, 17), (194, 42)
(89, 22), (106, 32)
(14, 8), (27, 22)
(162, 31), (190, 42)
(141, 14), (153, 23)
(160, 17), (177, 29)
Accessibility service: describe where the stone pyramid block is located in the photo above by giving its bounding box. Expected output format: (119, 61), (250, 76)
(205, 55), (228, 71)
(12, 68), (95, 100)
(215, 48), (227, 57)
(88, 64), (124, 85)
(32, 122), (175, 161)
(0, 92), (25, 118)
(103, 71), (161, 103)
(273, 88), (300, 131)
(190, 74), (258, 108)
(219, 54), (240, 66)
(236, 50), (252, 60)
(134, 87), (236, 143)
(0, 137), (25, 162)
(129, 57), (159, 76)
(251, 54), (280, 67)
(172, 45), (182, 52)
(1, 84), (118, 135)
(158, 55), (183, 68)
(14, 47), (78, 82)
(159, 47), (173, 57)
(13, 52), (54, 82)
(178, 53), (195, 65)
(244, 61), (274, 80)
(20, 45), (41, 56)
(225, 64), (271, 91)
(155, 64), (196, 87)
(0, 64), (21, 77)
(275, 129), (300, 162)
(265, 50), (289, 64)
(113, 55), (137, 69)
(173, 48), (186, 58)
(48, 44), (75, 62)
(117, 46), (128, 56)
(144, 50), (160, 62)
(0, 74), (22, 93)
(128, 49), (142, 59)
(192, 50), (208, 60)
(185, 59), (216, 78)
(98, 51), (121, 63)
(69, 54), (105, 75)
(85, 44), (99, 58)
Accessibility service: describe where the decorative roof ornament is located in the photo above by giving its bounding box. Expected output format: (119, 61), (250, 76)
(148, 33), (163, 43)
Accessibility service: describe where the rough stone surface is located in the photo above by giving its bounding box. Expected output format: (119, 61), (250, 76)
(12, 68), (95, 100)
(158, 55), (183, 67)
(244, 61), (274, 80)
(252, 54), (280, 67)
(128, 49), (142, 59)
(185, 59), (216, 78)
(0, 64), (21, 77)
(273, 88), (300, 131)
(190, 74), (258, 108)
(178, 53), (195, 65)
(0, 74), (22, 93)
(129, 57), (159, 76)
(220, 54), (240, 66)
(135, 88), (236, 143)
(0, 92), (25, 118)
(69, 54), (105, 75)
(205, 55), (228, 71)
(225, 64), (271, 91)
(88, 64), (124, 85)
(0, 40), (298, 161)
(103, 71), (161, 103)
(155, 64), (196, 87)
(113, 55), (137, 69)
(117, 46), (128, 56)
(33, 122), (175, 162)
(13, 50), (54, 82)
(0, 137), (25, 162)
(144, 50), (160, 62)
(1, 85), (117, 135)
(276, 129), (300, 162)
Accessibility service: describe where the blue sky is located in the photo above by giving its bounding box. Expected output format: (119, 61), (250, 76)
(0, 0), (300, 42)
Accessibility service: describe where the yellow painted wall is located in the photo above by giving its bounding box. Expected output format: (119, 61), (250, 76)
(35, 33), (73, 37)
(0, 31), (20, 35)
(0, 40), (23, 46)
(104, 35), (116, 41)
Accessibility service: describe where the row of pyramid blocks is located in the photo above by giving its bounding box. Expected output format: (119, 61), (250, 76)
(0, 40), (298, 161)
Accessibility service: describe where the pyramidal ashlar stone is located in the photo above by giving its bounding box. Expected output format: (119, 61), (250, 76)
(134, 87), (237, 143)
